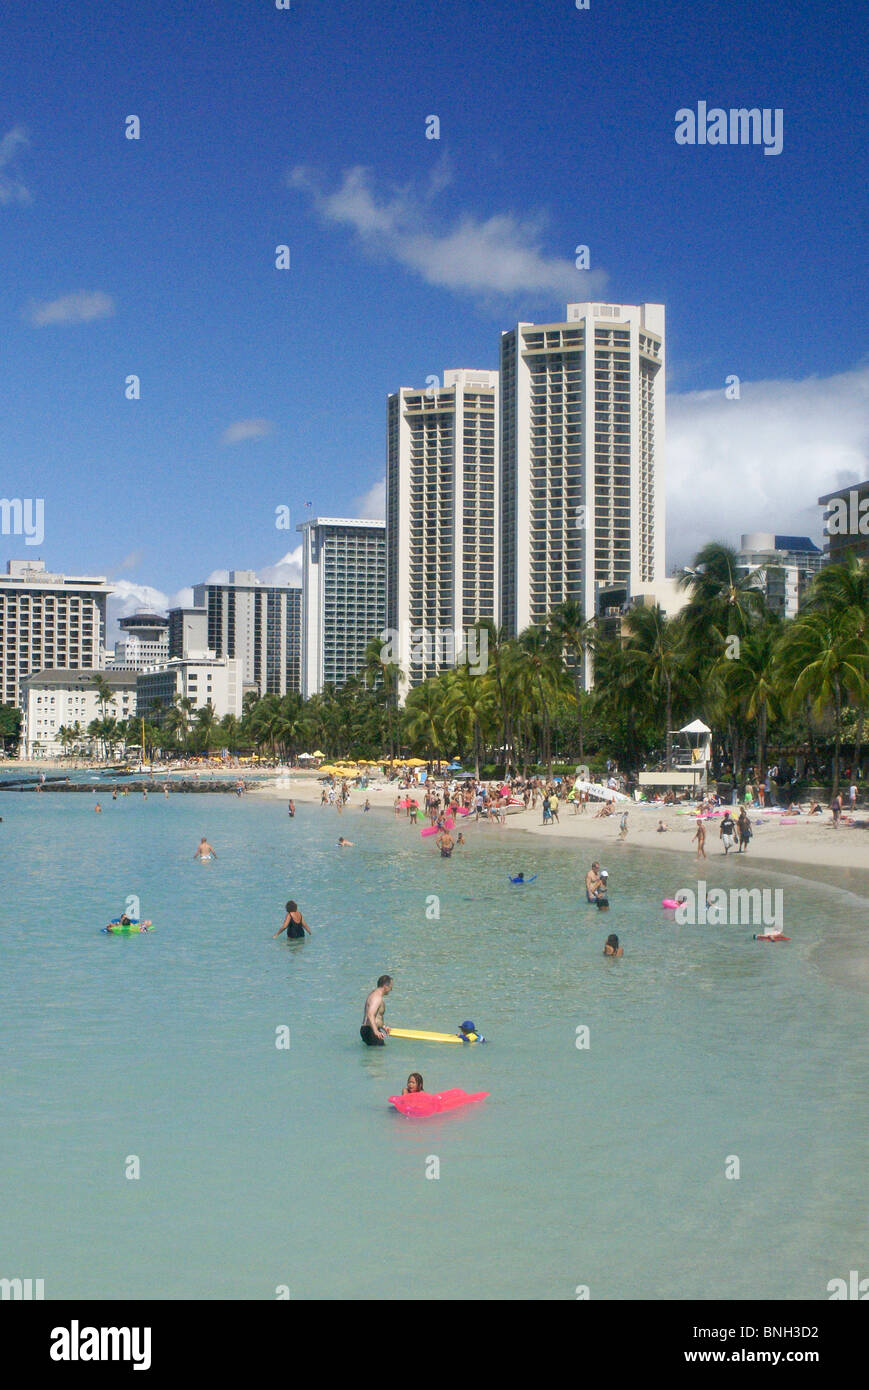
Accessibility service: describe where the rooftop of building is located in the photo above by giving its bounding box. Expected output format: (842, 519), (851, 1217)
(818, 479), (869, 504)
(22, 668), (137, 688)
(296, 517), (386, 531)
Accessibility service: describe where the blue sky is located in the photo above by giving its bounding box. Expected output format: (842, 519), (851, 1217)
(2, 0), (867, 626)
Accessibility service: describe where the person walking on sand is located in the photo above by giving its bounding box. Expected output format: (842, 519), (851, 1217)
(720, 810), (736, 855)
(737, 807), (752, 853)
(618, 810), (629, 841)
(692, 818), (707, 860)
(831, 792), (842, 829)
(849, 783), (858, 813)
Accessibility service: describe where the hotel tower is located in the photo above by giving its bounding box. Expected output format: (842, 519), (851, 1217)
(386, 368), (499, 692)
(500, 302), (665, 654)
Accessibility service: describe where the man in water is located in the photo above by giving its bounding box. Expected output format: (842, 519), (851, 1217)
(436, 827), (454, 858)
(194, 836), (217, 861)
(288, 800), (295, 817)
(585, 862), (603, 902)
(337, 836), (354, 847)
(360, 975), (393, 1046)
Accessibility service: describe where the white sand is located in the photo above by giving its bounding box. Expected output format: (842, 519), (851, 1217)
(249, 773), (869, 888)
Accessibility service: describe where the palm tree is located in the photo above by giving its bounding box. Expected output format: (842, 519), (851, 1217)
(775, 610), (869, 794)
(621, 605), (692, 768)
(549, 601), (595, 761)
(512, 626), (569, 778)
(403, 676), (449, 763)
(678, 541), (766, 656)
(716, 619), (781, 786)
(90, 674), (116, 758)
(442, 663), (497, 777)
(363, 635), (401, 766)
(194, 704), (219, 754)
(803, 556), (869, 768)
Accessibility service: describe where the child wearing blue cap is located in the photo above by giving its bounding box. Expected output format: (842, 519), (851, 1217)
(457, 1020), (486, 1043)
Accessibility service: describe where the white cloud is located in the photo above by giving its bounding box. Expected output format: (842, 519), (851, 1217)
(25, 290), (115, 326)
(666, 364), (869, 569)
(354, 477), (385, 520)
(221, 419), (273, 446)
(105, 581), (174, 643)
(258, 547), (302, 587)
(0, 125), (31, 205)
(289, 164), (606, 300)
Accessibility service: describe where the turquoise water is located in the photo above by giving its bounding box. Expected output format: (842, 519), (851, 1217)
(2, 790), (868, 1300)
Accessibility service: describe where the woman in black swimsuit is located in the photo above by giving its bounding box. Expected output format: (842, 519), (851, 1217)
(273, 900), (312, 940)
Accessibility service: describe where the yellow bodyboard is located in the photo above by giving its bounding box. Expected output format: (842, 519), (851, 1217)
(388, 1027), (463, 1044)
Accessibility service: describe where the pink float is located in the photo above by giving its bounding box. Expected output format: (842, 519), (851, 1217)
(420, 815), (455, 838)
(389, 1088), (489, 1118)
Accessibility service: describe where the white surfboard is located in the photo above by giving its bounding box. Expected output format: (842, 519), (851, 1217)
(572, 778), (630, 803)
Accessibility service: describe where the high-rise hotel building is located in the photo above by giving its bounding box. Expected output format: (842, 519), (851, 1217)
(0, 560), (111, 708)
(500, 302), (665, 646)
(296, 518), (386, 698)
(191, 571), (302, 697)
(386, 369), (498, 690)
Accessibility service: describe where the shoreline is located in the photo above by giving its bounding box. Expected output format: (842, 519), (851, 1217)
(246, 772), (869, 898)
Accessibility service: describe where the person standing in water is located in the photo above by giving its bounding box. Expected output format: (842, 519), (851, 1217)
(603, 934), (623, 957)
(273, 900), (312, 939)
(288, 800), (296, 818)
(194, 837), (217, 861)
(360, 975), (393, 1046)
(436, 827), (455, 858)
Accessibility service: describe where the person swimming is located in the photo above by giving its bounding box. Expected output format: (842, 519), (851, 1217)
(603, 933), (623, 957)
(457, 1020), (485, 1043)
(510, 872), (525, 884)
(337, 837), (354, 847)
(402, 1072), (424, 1095)
(273, 900), (312, 940)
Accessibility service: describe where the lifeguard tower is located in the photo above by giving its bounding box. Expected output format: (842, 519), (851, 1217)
(637, 718), (711, 795)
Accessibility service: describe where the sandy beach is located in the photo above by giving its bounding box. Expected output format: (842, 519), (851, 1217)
(248, 771), (869, 895)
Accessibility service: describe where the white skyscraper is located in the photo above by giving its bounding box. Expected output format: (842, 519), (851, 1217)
(500, 302), (665, 646)
(387, 368), (498, 690)
(192, 571), (302, 697)
(297, 518), (386, 698)
(0, 560), (111, 709)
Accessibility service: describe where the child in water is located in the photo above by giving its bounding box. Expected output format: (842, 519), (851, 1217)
(402, 1072), (424, 1095)
(457, 1020), (486, 1043)
(603, 933), (623, 957)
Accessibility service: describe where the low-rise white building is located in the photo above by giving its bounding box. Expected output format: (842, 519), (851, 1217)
(136, 655), (243, 722)
(20, 669), (138, 758)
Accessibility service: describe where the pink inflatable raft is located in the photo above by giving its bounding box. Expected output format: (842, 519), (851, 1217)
(389, 1088), (489, 1118)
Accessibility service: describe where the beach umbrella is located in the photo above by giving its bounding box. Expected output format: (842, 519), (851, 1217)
(312, 750), (325, 758)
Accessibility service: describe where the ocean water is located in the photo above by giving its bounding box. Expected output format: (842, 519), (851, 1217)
(2, 789), (868, 1301)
